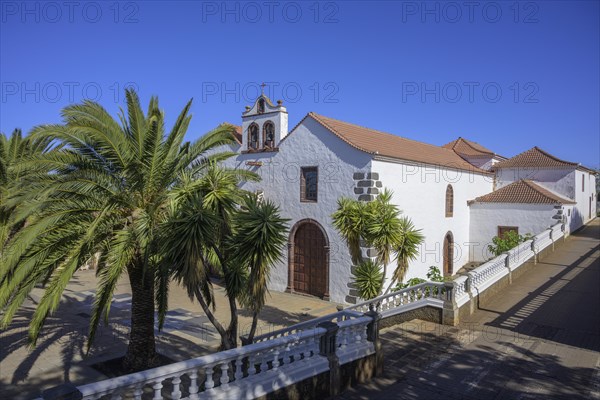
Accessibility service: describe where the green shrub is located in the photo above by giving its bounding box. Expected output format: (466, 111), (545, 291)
(352, 260), (384, 300)
(487, 231), (533, 257)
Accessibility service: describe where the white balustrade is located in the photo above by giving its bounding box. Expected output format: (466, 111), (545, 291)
(507, 239), (534, 270)
(551, 222), (564, 241)
(453, 275), (470, 307)
(336, 316), (374, 364)
(250, 309), (362, 343)
(468, 254), (508, 293)
(533, 229), (552, 253)
(77, 326), (330, 400)
(345, 282), (445, 318)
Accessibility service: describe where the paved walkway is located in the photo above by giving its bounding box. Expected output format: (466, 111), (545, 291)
(0, 272), (339, 399)
(339, 219), (600, 400)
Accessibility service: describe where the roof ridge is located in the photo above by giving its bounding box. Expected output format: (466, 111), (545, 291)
(461, 137), (494, 155)
(522, 179), (574, 203)
(533, 146), (579, 166)
(450, 137), (462, 150)
(521, 179), (549, 198)
(494, 146), (579, 169)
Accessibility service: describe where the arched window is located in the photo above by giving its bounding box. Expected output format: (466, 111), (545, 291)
(257, 98), (265, 114)
(248, 123), (259, 150)
(445, 185), (454, 217)
(263, 121), (275, 148)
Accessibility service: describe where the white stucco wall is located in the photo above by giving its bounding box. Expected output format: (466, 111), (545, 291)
(372, 160), (494, 283)
(224, 116), (372, 304)
(469, 203), (560, 262)
(495, 167), (576, 199)
(573, 170), (597, 230)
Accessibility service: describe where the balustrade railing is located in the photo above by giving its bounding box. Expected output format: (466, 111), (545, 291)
(507, 239), (534, 269)
(76, 327), (327, 400)
(345, 282), (445, 317)
(336, 316), (374, 364)
(453, 275), (470, 307)
(551, 222), (564, 241)
(533, 229), (552, 253)
(468, 254), (508, 292)
(249, 309), (362, 343)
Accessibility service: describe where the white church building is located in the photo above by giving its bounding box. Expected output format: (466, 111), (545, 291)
(216, 95), (598, 304)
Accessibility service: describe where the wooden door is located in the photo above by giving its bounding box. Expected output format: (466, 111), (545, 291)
(293, 223), (327, 297)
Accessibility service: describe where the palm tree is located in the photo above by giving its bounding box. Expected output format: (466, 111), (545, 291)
(0, 128), (53, 250)
(332, 189), (424, 300)
(0, 89), (238, 372)
(231, 195), (289, 344)
(162, 179), (289, 349)
(387, 216), (424, 293)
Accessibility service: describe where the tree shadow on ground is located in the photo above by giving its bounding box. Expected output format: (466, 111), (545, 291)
(237, 304), (315, 338)
(0, 294), (217, 400)
(341, 323), (596, 400)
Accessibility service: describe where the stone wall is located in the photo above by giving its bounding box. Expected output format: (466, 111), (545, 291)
(352, 171), (382, 202)
(380, 306), (443, 329)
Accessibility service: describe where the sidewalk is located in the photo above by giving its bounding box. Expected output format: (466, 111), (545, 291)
(339, 219), (600, 399)
(0, 272), (339, 399)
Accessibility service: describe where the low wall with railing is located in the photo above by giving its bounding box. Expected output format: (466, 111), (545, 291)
(40, 312), (380, 400)
(247, 309), (363, 344)
(345, 281), (447, 327)
(456, 222), (565, 319)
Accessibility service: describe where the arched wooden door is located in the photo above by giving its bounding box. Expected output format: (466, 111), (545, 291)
(291, 221), (328, 298)
(443, 232), (454, 276)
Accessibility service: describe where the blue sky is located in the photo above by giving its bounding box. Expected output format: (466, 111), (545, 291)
(1, 1), (599, 168)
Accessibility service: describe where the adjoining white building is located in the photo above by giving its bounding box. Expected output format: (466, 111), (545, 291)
(491, 146), (597, 232)
(216, 94), (597, 304)
(467, 179), (576, 262)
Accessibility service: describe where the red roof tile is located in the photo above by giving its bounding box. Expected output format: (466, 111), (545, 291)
(308, 113), (490, 174)
(470, 180), (575, 205)
(493, 146), (578, 169)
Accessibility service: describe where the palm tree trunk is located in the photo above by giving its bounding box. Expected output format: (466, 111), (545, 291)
(224, 296), (238, 349)
(380, 263), (387, 297)
(193, 289), (235, 350)
(209, 244), (238, 350)
(245, 311), (259, 345)
(123, 266), (157, 372)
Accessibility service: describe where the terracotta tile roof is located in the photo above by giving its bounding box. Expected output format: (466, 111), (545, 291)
(221, 122), (242, 144)
(470, 180), (575, 205)
(443, 137), (495, 157)
(308, 113), (490, 174)
(493, 146), (578, 169)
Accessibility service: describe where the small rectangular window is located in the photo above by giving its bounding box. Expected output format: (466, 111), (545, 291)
(582, 174), (585, 191)
(301, 167), (318, 202)
(498, 226), (518, 238)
